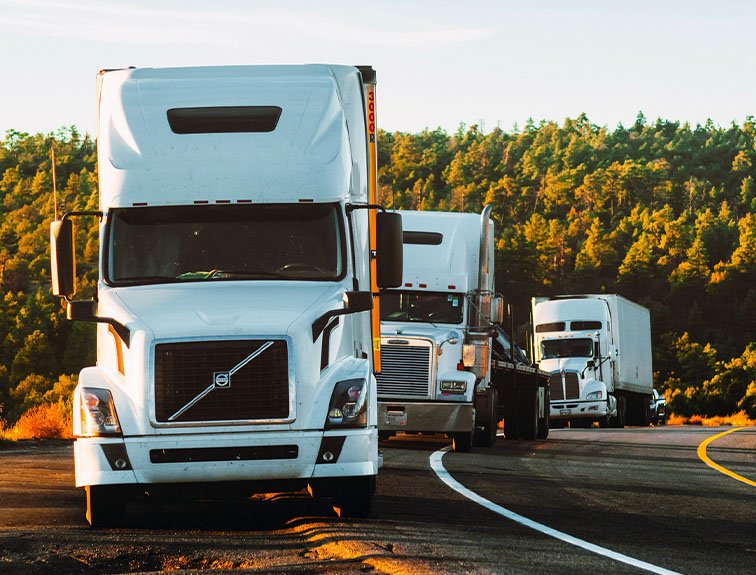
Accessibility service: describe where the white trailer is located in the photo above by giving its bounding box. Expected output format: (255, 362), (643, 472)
(376, 208), (550, 451)
(532, 294), (653, 428)
(50, 65), (403, 525)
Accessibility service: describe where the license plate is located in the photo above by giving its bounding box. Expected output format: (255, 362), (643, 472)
(385, 411), (407, 426)
(560, 409), (571, 416)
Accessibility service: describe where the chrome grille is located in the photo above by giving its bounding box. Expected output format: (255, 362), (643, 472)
(549, 372), (564, 400)
(565, 372), (580, 399)
(549, 371), (580, 401)
(154, 339), (289, 423)
(376, 341), (433, 399)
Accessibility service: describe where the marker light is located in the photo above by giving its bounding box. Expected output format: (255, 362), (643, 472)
(79, 387), (122, 437)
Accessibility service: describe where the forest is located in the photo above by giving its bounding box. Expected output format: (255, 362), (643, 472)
(0, 114), (754, 429)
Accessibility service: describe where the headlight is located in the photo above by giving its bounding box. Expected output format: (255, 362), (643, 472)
(586, 390), (603, 400)
(79, 387), (122, 437)
(440, 380), (467, 394)
(325, 378), (368, 429)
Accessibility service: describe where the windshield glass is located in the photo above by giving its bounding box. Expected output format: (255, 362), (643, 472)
(380, 290), (464, 324)
(106, 203), (345, 285)
(541, 338), (593, 359)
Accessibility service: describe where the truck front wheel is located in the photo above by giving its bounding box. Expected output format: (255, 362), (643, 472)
(609, 395), (626, 428)
(474, 389), (499, 448)
(333, 476), (375, 519)
(85, 485), (126, 528)
(452, 432), (473, 452)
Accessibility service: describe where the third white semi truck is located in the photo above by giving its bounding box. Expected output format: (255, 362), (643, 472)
(532, 294), (653, 428)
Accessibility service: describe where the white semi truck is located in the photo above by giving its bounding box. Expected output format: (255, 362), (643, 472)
(532, 294), (653, 428)
(376, 208), (550, 451)
(49, 64), (404, 526)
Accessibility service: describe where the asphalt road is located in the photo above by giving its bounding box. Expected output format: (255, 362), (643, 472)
(0, 426), (753, 575)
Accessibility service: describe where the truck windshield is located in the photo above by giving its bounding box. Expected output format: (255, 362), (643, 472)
(380, 290), (463, 324)
(541, 338), (593, 359)
(105, 203), (345, 285)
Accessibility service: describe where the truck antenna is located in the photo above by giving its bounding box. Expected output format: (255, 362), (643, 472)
(51, 146), (58, 221)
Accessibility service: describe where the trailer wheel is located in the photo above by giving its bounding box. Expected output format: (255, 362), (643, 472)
(475, 389), (499, 448)
(518, 387), (539, 440)
(536, 387), (550, 439)
(452, 432), (473, 452)
(85, 485), (126, 528)
(333, 476), (375, 519)
(503, 412), (519, 439)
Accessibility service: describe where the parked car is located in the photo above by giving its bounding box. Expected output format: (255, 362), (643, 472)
(650, 389), (667, 425)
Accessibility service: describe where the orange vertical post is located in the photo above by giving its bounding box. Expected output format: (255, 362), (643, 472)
(363, 72), (381, 373)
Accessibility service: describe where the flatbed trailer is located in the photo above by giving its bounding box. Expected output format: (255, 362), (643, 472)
(490, 359), (552, 440)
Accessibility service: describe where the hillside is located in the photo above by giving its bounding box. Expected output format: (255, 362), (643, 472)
(0, 118), (754, 423)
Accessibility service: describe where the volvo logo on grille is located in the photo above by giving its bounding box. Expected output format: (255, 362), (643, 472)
(213, 371), (231, 388)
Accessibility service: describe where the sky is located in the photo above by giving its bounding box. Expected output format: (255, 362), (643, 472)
(0, 0), (754, 137)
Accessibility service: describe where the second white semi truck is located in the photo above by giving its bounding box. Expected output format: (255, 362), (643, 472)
(532, 294), (653, 428)
(376, 208), (550, 451)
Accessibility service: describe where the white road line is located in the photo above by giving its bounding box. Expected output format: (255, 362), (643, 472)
(429, 447), (682, 575)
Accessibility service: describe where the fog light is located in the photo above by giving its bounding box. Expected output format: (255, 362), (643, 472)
(114, 458), (127, 469)
(322, 451), (334, 462)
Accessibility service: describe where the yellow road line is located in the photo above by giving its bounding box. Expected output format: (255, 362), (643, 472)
(697, 427), (756, 487)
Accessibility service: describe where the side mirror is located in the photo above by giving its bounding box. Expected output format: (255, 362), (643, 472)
(344, 290), (373, 313)
(490, 295), (504, 324)
(376, 212), (403, 288)
(50, 219), (76, 298)
(67, 299), (97, 321)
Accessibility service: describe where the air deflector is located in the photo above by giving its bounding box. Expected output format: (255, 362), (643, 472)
(167, 106), (282, 134)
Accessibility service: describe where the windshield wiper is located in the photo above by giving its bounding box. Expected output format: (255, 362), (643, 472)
(201, 269), (288, 279)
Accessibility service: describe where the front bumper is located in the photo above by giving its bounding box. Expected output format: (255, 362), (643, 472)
(74, 428), (378, 488)
(550, 400), (609, 420)
(377, 400), (474, 433)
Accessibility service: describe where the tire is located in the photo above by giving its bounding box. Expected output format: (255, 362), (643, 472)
(609, 394), (625, 428)
(503, 401), (520, 440)
(85, 485), (126, 528)
(452, 432), (473, 452)
(333, 476), (375, 519)
(598, 406), (611, 428)
(518, 386), (539, 440)
(536, 387), (550, 439)
(474, 389), (499, 448)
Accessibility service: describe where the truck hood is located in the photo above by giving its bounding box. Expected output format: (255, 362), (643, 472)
(107, 282), (342, 340)
(381, 323), (463, 346)
(539, 357), (589, 375)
